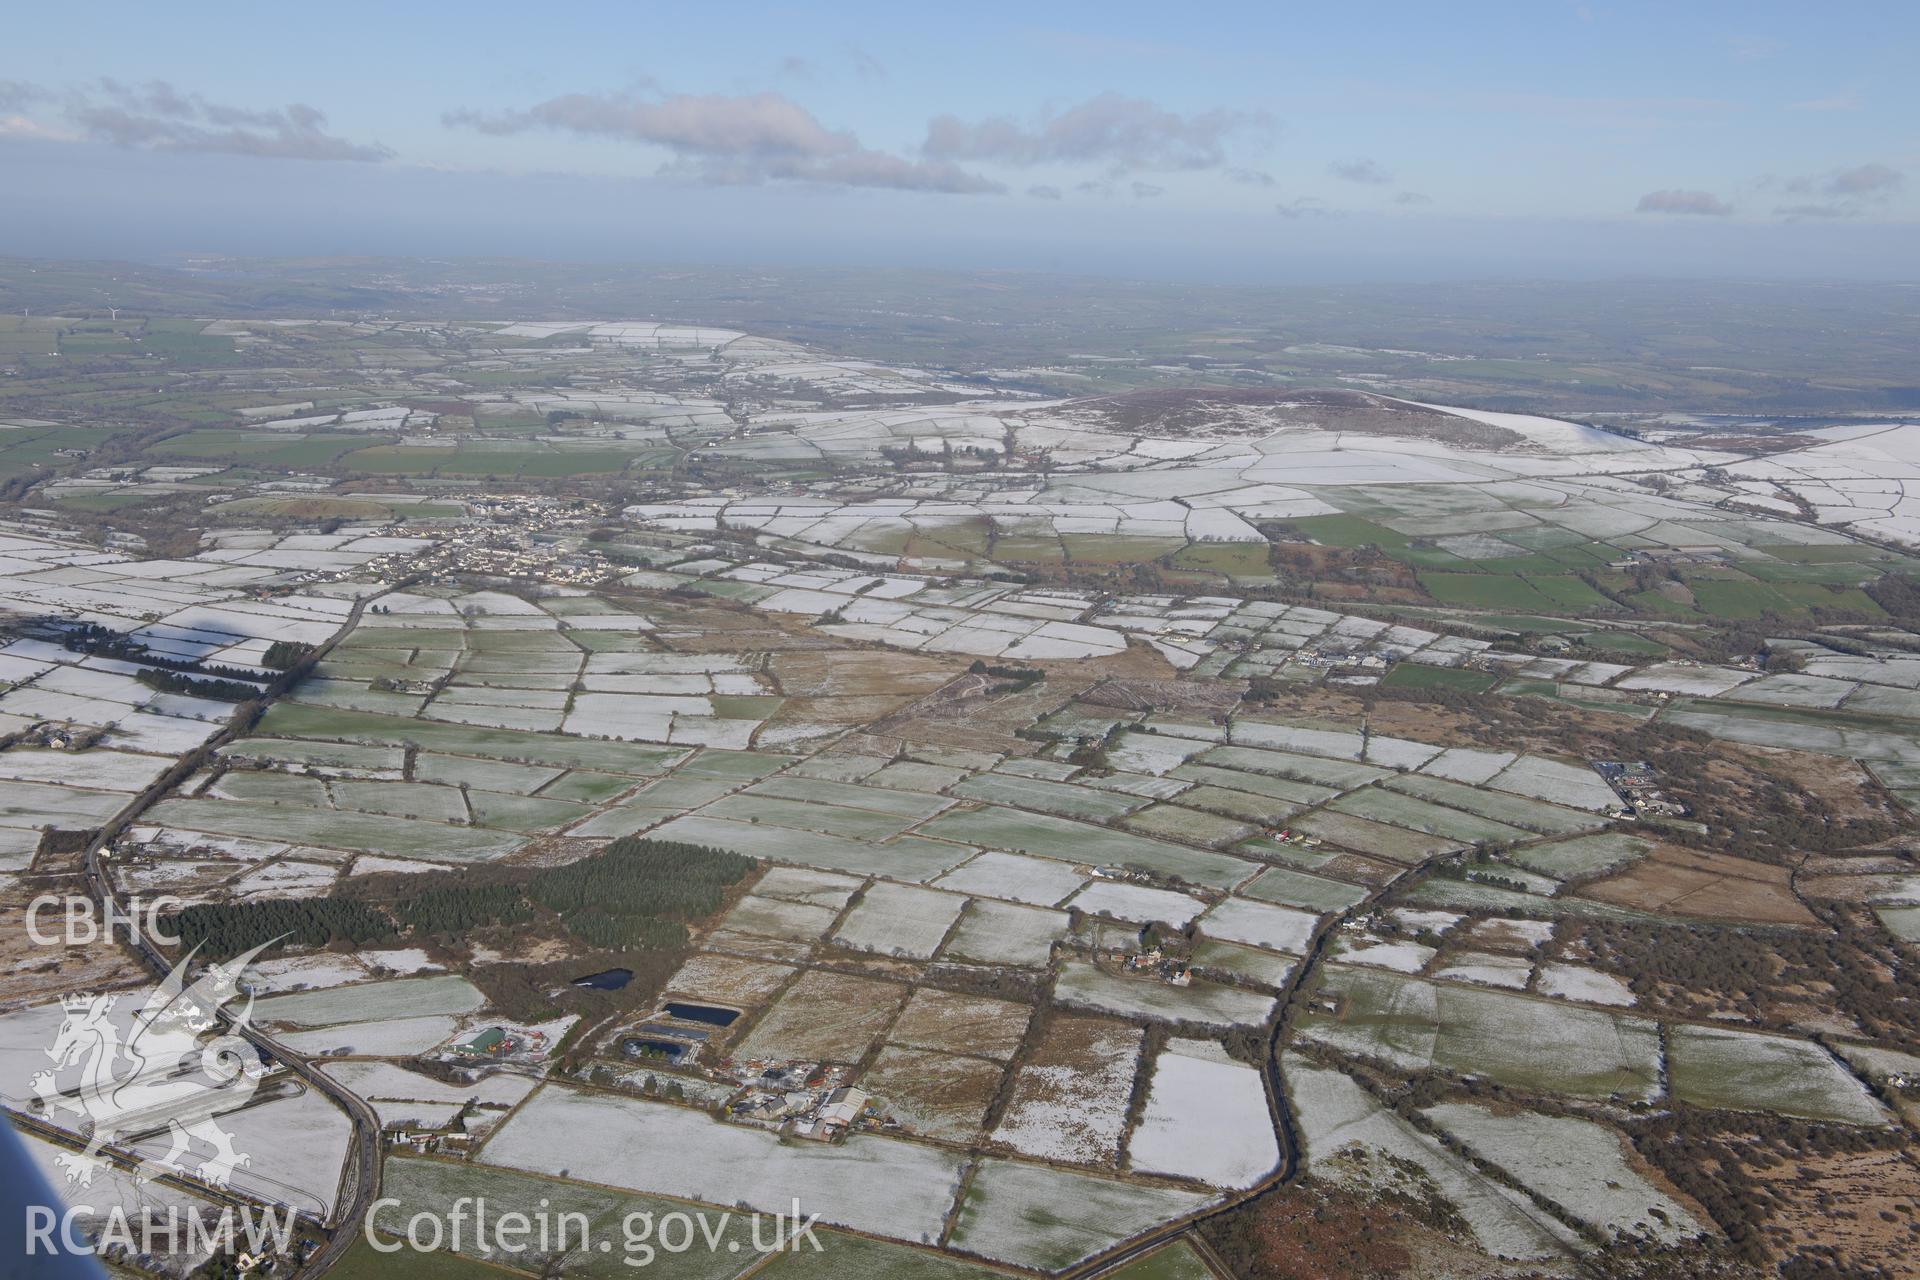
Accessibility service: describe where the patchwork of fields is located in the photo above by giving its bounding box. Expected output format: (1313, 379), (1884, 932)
(4, 304), (1918, 1280)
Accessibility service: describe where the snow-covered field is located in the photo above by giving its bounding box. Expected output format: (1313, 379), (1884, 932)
(133, 1087), (353, 1218)
(275, 1014), (463, 1057)
(831, 883), (968, 959)
(1067, 880), (1205, 928)
(941, 899), (1068, 967)
(1668, 1025), (1888, 1125)
(1287, 1056), (1585, 1262)
(480, 1085), (964, 1242)
(933, 850), (1086, 906)
(1127, 1040), (1278, 1188)
(949, 1159), (1212, 1272)
(1536, 963), (1636, 1007)
(254, 975), (486, 1028)
(1054, 961), (1276, 1027)
(992, 1017), (1141, 1165)
(1197, 896), (1319, 954)
(1422, 1103), (1698, 1244)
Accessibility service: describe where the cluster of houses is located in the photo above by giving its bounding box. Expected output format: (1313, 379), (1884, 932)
(449, 1025), (549, 1062)
(723, 1059), (874, 1140)
(8, 719), (106, 751)
(1293, 642), (1400, 675)
(1592, 759), (1690, 819)
(383, 1127), (477, 1156)
(357, 529), (619, 591)
(1111, 946), (1193, 987)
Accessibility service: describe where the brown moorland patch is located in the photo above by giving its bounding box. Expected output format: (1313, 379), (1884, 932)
(1577, 844), (1815, 925)
(1750, 1146), (1920, 1275)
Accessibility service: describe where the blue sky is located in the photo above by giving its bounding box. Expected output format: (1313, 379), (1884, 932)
(2, 1), (1914, 279)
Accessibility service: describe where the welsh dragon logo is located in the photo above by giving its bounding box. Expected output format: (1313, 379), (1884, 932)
(30, 942), (274, 1190)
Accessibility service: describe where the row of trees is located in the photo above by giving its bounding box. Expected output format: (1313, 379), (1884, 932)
(967, 659), (1045, 691)
(135, 667), (258, 701)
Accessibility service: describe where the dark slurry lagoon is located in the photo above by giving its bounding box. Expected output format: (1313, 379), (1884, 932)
(663, 1001), (739, 1026)
(572, 968), (633, 991)
(621, 1037), (690, 1063)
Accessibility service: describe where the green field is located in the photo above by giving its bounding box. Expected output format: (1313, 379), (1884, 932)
(342, 443), (645, 478)
(1418, 572), (1613, 613)
(1508, 832), (1652, 879)
(1169, 541), (1274, 578)
(330, 1236), (517, 1280)
(152, 429), (379, 467)
(150, 797), (526, 861)
(1668, 1026), (1888, 1125)
(1099, 1242), (1217, 1280)
(1328, 788), (1529, 844)
(1241, 864), (1370, 911)
(1574, 630), (1670, 656)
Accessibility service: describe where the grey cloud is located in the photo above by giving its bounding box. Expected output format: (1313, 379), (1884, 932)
(1768, 162), (1904, 220)
(845, 46), (887, 80)
(776, 56), (813, 80)
(69, 79), (391, 161)
(0, 79), (49, 112)
(1327, 158), (1391, 184)
(772, 150), (1001, 194)
(1824, 162), (1902, 198)
(1395, 190), (1432, 205)
(1226, 167), (1274, 187)
(1130, 180), (1165, 199)
(922, 92), (1267, 172)
(447, 89), (1000, 193)
(1635, 188), (1732, 215)
(1026, 184), (1062, 199)
(1274, 197), (1333, 219)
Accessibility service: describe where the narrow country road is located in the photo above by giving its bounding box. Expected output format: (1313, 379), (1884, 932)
(80, 580), (412, 1277)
